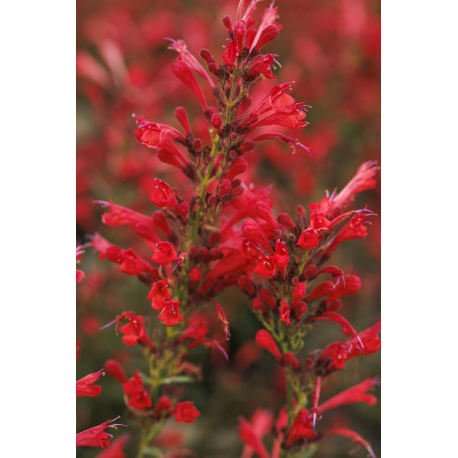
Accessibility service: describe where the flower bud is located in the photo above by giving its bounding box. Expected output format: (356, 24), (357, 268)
(189, 267), (202, 284)
(229, 149), (238, 159)
(255, 202), (277, 228)
(205, 154), (213, 164)
(253, 24), (279, 51)
(174, 107), (191, 134)
(189, 246), (198, 257)
(240, 141), (255, 153)
(211, 113), (223, 130)
(208, 62), (219, 75)
(283, 352), (300, 370)
(208, 195), (217, 206)
(233, 20), (246, 38)
(256, 330), (282, 361)
(178, 202), (189, 219)
(218, 179), (232, 198)
(200, 48), (214, 63)
(193, 138), (202, 152)
(210, 247), (223, 260)
(222, 15), (233, 32)
(296, 205), (306, 216)
(226, 156), (247, 180)
(303, 264), (318, 278)
(297, 228), (319, 249)
(277, 212), (295, 229)
(295, 301), (307, 320)
(105, 359), (127, 383)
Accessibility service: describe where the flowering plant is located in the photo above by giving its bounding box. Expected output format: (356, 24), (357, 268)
(76, 1), (380, 457)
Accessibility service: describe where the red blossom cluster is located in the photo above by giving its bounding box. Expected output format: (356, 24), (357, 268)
(76, 0), (380, 456)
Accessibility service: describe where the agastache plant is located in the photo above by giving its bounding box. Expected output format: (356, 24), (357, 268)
(85, 1), (381, 457)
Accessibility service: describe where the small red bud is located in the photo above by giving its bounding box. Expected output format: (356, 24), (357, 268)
(277, 212), (295, 229)
(193, 138), (202, 152)
(189, 246), (198, 257)
(206, 155), (213, 164)
(208, 62), (219, 75)
(240, 141), (255, 153)
(211, 113), (223, 130)
(233, 20), (246, 39)
(296, 205), (306, 216)
(222, 15), (233, 32)
(304, 264), (318, 278)
(229, 149), (238, 159)
(200, 48), (214, 63)
(232, 185), (244, 197)
(218, 179), (232, 198)
(256, 330), (282, 361)
(208, 195), (217, 206)
(105, 360), (127, 383)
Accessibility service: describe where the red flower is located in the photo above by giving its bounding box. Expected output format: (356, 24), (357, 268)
(238, 417), (270, 458)
(105, 360), (127, 383)
(172, 61), (207, 110)
(133, 115), (186, 149)
(128, 389), (152, 410)
(325, 212), (372, 255)
(297, 228), (319, 249)
(313, 312), (363, 350)
(157, 300), (184, 326)
(251, 24), (279, 51)
(76, 369), (104, 397)
(317, 378), (378, 414)
(292, 282), (306, 309)
(177, 322), (209, 342)
(151, 241), (178, 265)
(256, 330), (282, 361)
(168, 38), (214, 87)
(286, 408), (314, 446)
(283, 352), (300, 370)
(149, 179), (179, 210)
(222, 40), (239, 70)
(175, 401), (200, 423)
(273, 240), (289, 279)
(117, 313), (156, 351)
(76, 269), (85, 283)
(279, 300), (291, 325)
(247, 54), (278, 80)
(155, 396), (173, 415)
(147, 281), (172, 311)
(254, 255), (277, 278)
(76, 418), (127, 448)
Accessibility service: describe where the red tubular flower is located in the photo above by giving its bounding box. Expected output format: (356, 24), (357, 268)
(172, 61), (208, 110)
(283, 352), (300, 370)
(317, 378), (378, 414)
(105, 360), (128, 383)
(254, 255), (277, 278)
(325, 161), (378, 217)
(147, 281), (172, 311)
(255, 202), (278, 229)
(285, 408), (314, 446)
(168, 39), (215, 87)
(174, 107), (192, 134)
(117, 312), (156, 351)
(177, 322), (209, 342)
(323, 428), (376, 458)
(256, 330), (282, 361)
(225, 156), (248, 180)
(325, 212), (372, 255)
(175, 401), (200, 423)
(326, 275), (362, 302)
(305, 281), (335, 301)
(151, 241), (178, 265)
(239, 417), (270, 458)
(222, 40), (239, 70)
(149, 179), (179, 210)
(247, 54), (278, 80)
(273, 240), (289, 279)
(123, 373), (152, 410)
(157, 300), (184, 326)
(246, 82), (309, 130)
(76, 369), (104, 397)
(242, 219), (273, 254)
(279, 300), (291, 325)
(258, 288), (277, 310)
(76, 418), (127, 448)
(252, 24), (279, 51)
(297, 228), (319, 249)
(133, 115), (186, 149)
(292, 282), (306, 309)
(122, 372), (144, 396)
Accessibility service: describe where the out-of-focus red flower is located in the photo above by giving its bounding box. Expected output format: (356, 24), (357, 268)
(76, 369), (104, 397)
(174, 401), (200, 423)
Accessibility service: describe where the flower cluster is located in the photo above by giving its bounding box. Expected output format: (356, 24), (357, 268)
(77, 0), (381, 456)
